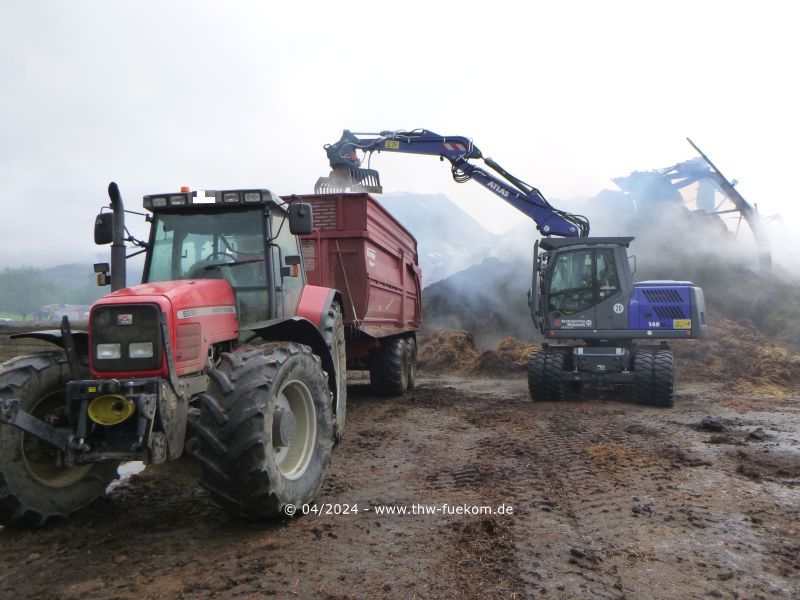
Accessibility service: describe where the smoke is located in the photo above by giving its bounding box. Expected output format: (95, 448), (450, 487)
(413, 181), (800, 353)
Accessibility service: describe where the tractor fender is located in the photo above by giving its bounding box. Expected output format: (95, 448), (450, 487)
(296, 286), (343, 329)
(9, 330), (90, 361)
(244, 316), (337, 403)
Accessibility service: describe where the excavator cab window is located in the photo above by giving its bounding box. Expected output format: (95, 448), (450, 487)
(547, 248), (622, 316)
(548, 250), (594, 315)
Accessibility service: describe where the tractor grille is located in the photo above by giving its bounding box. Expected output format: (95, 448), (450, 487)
(91, 303), (163, 372)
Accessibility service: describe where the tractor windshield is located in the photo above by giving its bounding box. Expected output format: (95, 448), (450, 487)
(145, 208), (270, 322)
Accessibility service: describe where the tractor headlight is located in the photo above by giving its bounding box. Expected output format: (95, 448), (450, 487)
(243, 191), (261, 202)
(152, 196), (168, 208)
(169, 195), (187, 205)
(129, 342), (154, 359)
(96, 343), (122, 360)
(222, 192), (240, 203)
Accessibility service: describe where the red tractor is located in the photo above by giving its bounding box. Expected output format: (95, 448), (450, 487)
(0, 184), (349, 526)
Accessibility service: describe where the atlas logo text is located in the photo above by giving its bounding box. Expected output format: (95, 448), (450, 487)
(487, 182), (509, 198)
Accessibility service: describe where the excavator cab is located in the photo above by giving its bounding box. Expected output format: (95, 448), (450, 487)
(531, 238), (635, 338)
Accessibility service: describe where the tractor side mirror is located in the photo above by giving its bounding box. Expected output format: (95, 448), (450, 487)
(288, 203), (313, 235)
(94, 213), (113, 245)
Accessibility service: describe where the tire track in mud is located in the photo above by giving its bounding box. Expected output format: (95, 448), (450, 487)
(0, 377), (798, 599)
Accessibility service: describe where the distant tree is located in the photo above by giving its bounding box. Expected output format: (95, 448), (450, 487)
(0, 267), (55, 320)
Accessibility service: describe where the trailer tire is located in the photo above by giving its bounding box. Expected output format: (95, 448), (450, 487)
(188, 342), (333, 518)
(0, 352), (118, 528)
(323, 302), (347, 443)
(405, 337), (417, 391)
(527, 349), (547, 401)
(543, 350), (568, 401)
(369, 338), (406, 396)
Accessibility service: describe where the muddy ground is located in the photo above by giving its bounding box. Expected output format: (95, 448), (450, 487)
(1, 375), (798, 599)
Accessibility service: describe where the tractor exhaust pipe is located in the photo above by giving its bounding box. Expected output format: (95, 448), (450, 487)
(108, 182), (127, 291)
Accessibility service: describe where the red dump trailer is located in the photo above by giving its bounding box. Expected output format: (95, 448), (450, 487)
(291, 193), (421, 395)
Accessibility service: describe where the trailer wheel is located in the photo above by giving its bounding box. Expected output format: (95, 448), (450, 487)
(188, 342), (333, 518)
(543, 350), (569, 401)
(369, 338), (407, 396)
(527, 349), (547, 401)
(0, 352), (118, 528)
(323, 302), (347, 443)
(405, 337), (417, 391)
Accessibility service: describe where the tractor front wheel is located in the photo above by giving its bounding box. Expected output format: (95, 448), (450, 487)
(0, 352), (118, 527)
(188, 342), (334, 517)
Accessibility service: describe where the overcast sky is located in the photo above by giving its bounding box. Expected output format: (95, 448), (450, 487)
(1, 1), (798, 268)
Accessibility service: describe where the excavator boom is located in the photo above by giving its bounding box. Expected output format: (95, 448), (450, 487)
(316, 129), (589, 238)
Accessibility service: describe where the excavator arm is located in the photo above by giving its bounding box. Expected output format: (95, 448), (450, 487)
(316, 129), (589, 238)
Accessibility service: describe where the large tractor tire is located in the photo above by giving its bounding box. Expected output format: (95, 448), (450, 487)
(633, 349), (675, 407)
(0, 352), (118, 527)
(405, 336), (417, 391)
(322, 302), (347, 443)
(188, 342), (334, 518)
(369, 337), (407, 396)
(527, 349), (547, 401)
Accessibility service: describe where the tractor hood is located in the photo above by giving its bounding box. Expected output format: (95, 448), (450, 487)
(89, 279), (239, 378)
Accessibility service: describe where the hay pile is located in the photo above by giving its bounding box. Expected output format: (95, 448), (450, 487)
(674, 316), (800, 393)
(418, 331), (536, 377)
(419, 322), (800, 392)
(416, 330), (479, 373)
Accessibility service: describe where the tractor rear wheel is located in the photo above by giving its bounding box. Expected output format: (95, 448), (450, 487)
(0, 352), (118, 527)
(188, 342), (334, 517)
(323, 302), (347, 443)
(369, 337), (407, 396)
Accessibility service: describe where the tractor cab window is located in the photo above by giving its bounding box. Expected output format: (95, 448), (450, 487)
(548, 250), (594, 315)
(145, 208), (271, 323)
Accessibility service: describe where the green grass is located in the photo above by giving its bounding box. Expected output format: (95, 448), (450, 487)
(0, 311), (25, 321)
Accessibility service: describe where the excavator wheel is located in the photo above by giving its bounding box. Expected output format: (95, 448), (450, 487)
(527, 349), (547, 401)
(633, 349), (675, 407)
(543, 350), (569, 401)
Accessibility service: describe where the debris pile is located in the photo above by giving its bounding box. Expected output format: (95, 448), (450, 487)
(417, 330), (479, 372)
(674, 316), (800, 393)
(472, 337), (538, 375)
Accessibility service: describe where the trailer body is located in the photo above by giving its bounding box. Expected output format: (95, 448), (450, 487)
(292, 193), (421, 367)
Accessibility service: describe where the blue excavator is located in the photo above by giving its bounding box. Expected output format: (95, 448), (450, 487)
(316, 129), (707, 406)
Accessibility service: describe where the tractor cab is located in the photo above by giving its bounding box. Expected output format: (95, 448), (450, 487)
(98, 189), (313, 329)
